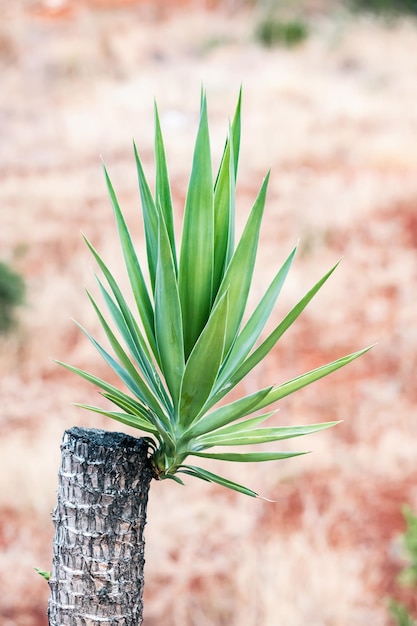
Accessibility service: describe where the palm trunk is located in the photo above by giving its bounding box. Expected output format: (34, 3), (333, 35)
(48, 426), (153, 626)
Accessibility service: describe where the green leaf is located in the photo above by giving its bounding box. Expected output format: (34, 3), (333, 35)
(213, 246), (297, 400)
(178, 464), (259, 498)
(83, 236), (142, 341)
(56, 362), (141, 413)
(99, 392), (174, 449)
(212, 89), (241, 291)
(56, 361), (174, 449)
(196, 421), (338, 448)
(57, 360), (174, 446)
(213, 172), (270, 356)
(86, 287), (170, 413)
(187, 386), (274, 438)
(179, 94), (214, 359)
(154, 214), (185, 412)
(72, 319), (169, 423)
(214, 87), (242, 189)
(227, 262), (340, 390)
(178, 292), (229, 428)
(101, 167), (157, 359)
(230, 86), (242, 179)
(133, 143), (159, 293)
(251, 346), (374, 413)
(154, 101), (177, 275)
(94, 277), (172, 413)
(201, 411), (277, 437)
(86, 288), (142, 379)
(212, 125), (235, 298)
(100, 390), (158, 422)
(190, 450), (307, 462)
(161, 473), (185, 486)
(74, 403), (159, 436)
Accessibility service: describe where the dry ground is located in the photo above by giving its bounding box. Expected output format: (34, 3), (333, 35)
(1, 2), (417, 624)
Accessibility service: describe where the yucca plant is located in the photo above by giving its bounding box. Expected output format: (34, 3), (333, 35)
(59, 90), (369, 496)
(48, 90), (370, 625)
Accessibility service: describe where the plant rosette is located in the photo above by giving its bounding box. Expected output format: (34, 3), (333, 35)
(58, 90), (372, 498)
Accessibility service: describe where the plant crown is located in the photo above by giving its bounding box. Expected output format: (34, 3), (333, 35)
(59, 91), (371, 497)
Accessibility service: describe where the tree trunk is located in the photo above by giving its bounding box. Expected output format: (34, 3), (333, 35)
(48, 426), (153, 626)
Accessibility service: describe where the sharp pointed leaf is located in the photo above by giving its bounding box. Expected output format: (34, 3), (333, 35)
(179, 95), (214, 358)
(87, 288), (171, 415)
(179, 292), (229, 427)
(94, 277), (172, 413)
(196, 421), (339, 447)
(101, 167), (157, 358)
(201, 411), (277, 438)
(73, 320), (170, 424)
(191, 450), (308, 462)
(213, 172), (270, 355)
(178, 464), (259, 497)
(100, 390), (158, 422)
(212, 126), (235, 298)
(155, 214), (185, 412)
(214, 87), (242, 190)
(162, 473), (185, 485)
(56, 360), (174, 445)
(74, 403), (159, 436)
(230, 86), (242, 179)
(227, 262), (341, 389)
(252, 346), (374, 413)
(56, 361), (144, 413)
(187, 386), (273, 438)
(213, 246), (297, 399)
(133, 142), (159, 293)
(154, 101), (177, 274)
(83, 290), (170, 420)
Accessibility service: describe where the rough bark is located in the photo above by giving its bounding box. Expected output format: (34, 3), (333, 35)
(48, 426), (153, 626)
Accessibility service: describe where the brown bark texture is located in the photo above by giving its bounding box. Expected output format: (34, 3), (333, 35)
(48, 426), (153, 626)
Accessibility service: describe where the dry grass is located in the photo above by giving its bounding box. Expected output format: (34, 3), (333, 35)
(1, 2), (417, 624)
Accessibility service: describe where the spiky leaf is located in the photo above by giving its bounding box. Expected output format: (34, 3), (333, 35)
(154, 214), (184, 412)
(179, 94), (214, 358)
(154, 102), (177, 274)
(178, 465), (260, 498)
(179, 292), (229, 427)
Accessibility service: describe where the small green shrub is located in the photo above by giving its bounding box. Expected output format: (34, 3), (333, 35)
(389, 506), (417, 626)
(347, 0), (417, 16)
(0, 260), (25, 333)
(255, 16), (308, 48)
(398, 506), (417, 587)
(389, 600), (416, 626)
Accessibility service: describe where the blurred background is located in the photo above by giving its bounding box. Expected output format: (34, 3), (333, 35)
(1, 0), (417, 624)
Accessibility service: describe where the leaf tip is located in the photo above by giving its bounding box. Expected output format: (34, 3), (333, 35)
(256, 493), (276, 503)
(101, 159), (109, 178)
